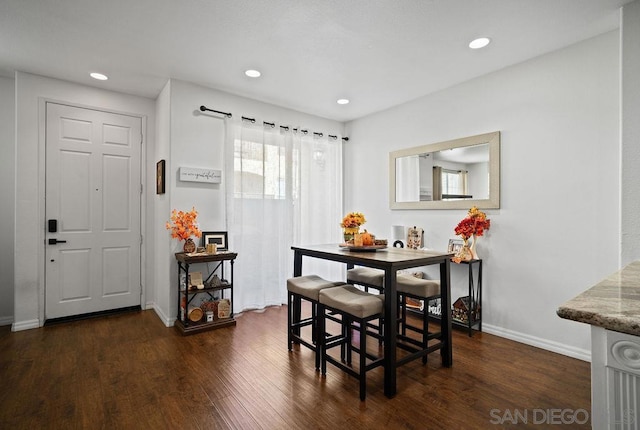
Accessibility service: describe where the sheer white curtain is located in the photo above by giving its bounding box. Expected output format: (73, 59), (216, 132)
(224, 118), (343, 312)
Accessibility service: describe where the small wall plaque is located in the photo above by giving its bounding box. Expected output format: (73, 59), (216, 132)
(179, 167), (221, 184)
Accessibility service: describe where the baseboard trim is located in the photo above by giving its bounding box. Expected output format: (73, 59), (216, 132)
(0, 316), (14, 326)
(150, 303), (176, 327)
(12, 319), (40, 332)
(483, 323), (591, 362)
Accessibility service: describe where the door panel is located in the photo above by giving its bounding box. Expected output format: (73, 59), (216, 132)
(46, 103), (142, 319)
(102, 247), (131, 296)
(59, 249), (91, 301)
(103, 155), (131, 230)
(60, 150), (91, 231)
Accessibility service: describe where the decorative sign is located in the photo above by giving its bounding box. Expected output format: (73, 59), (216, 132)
(179, 167), (221, 184)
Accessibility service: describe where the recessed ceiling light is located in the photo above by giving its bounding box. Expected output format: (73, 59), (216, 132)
(245, 69), (261, 78)
(337, 99), (350, 105)
(469, 37), (491, 49)
(90, 72), (108, 80)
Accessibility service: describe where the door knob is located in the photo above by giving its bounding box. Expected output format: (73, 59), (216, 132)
(48, 238), (67, 245)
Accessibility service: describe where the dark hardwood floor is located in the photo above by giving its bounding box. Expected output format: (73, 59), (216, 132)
(0, 306), (590, 429)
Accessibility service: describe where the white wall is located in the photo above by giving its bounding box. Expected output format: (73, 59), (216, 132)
(150, 80), (172, 324)
(13, 72), (156, 330)
(344, 31), (620, 360)
(153, 79), (344, 324)
(621, 0), (640, 266)
(0, 76), (15, 325)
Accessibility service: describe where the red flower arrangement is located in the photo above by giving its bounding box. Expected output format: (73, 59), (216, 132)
(454, 206), (491, 240)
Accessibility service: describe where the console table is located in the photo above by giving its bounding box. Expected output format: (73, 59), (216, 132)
(453, 259), (482, 335)
(174, 252), (237, 335)
(423, 258), (482, 336)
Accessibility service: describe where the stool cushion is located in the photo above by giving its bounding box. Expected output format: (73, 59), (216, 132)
(396, 275), (440, 298)
(319, 285), (384, 319)
(346, 267), (385, 288)
(287, 275), (345, 301)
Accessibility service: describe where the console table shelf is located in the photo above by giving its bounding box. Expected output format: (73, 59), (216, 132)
(175, 251), (237, 335)
(424, 258), (482, 336)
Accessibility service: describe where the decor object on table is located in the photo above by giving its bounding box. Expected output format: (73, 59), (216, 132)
(340, 211), (366, 242)
(392, 225), (405, 248)
(406, 226), (423, 249)
(166, 207), (202, 252)
(188, 305), (204, 322)
(189, 272), (204, 290)
(360, 230), (375, 246)
(447, 239), (464, 255)
(201, 231), (228, 251)
(452, 296), (471, 323)
(452, 206), (491, 262)
(204, 274), (222, 289)
(200, 300), (218, 322)
(218, 299), (231, 319)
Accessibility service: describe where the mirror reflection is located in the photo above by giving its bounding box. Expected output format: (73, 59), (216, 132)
(390, 131), (500, 210)
(395, 143), (489, 202)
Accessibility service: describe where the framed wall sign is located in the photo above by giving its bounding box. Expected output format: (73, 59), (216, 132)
(156, 160), (165, 194)
(179, 167), (221, 184)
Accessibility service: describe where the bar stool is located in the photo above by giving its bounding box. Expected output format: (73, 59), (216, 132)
(346, 267), (386, 341)
(318, 285), (385, 401)
(348, 268), (443, 365)
(346, 267), (384, 292)
(287, 275), (345, 369)
(396, 276), (442, 365)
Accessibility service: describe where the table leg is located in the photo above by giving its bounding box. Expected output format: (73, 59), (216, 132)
(292, 251), (303, 338)
(383, 268), (397, 397)
(440, 259), (453, 367)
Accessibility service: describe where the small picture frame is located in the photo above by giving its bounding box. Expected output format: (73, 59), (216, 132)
(447, 238), (464, 254)
(201, 231), (228, 251)
(156, 160), (165, 194)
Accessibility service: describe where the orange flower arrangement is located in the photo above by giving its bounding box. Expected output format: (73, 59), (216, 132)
(454, 206), (490, 240)
(166, 207), (202, 241)
(340, 212), (366, 230)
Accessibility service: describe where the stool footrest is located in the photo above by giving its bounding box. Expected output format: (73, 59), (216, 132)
(396, 341), (444, 366)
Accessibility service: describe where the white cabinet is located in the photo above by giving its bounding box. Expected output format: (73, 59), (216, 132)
(591, 327), (640, 429)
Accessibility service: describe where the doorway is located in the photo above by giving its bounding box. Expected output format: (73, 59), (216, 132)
(45, 102), (142, 319)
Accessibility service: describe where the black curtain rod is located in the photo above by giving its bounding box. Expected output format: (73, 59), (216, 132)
(200, 105), (232, 118)
(201, 105), (349, 141)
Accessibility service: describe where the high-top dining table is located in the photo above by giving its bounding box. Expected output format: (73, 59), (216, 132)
(291, 243), (453, 398)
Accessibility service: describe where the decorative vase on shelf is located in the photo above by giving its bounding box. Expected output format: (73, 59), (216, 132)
(455, 238), (474, 262)
(343, 227), (359, 242)
(470, 235), (479, 260)
(183, 238), (196, 253)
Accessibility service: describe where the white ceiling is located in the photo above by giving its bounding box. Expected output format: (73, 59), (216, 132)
(0, 0), (632, 122)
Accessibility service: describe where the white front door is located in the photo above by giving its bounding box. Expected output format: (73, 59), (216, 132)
(45, 102), (142, 319)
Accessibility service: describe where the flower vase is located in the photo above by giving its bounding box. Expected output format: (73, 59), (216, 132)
(343, 227), (359, 242)
(183, 238), (196, 253)
(455, 238), (474, 262)
(470, 235), (479, 260)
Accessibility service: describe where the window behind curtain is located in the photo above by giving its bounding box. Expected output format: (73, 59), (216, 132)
(225, 120), (343, 312)
(234, 139), (296, 200)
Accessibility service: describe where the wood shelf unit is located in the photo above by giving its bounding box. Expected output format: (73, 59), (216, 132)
(175, 251), (238, 335)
